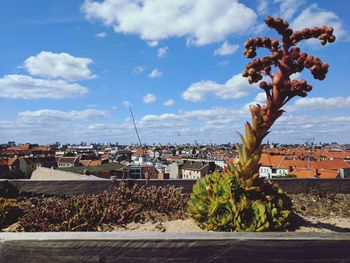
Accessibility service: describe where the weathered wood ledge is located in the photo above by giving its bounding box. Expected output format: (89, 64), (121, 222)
(1, 232), (350, 263)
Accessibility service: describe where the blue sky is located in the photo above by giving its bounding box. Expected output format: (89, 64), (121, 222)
(0, 0), (349, 145)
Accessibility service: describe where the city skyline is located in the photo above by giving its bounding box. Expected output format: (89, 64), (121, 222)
(0, 0), (349, 144)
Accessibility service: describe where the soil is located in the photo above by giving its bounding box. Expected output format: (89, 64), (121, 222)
(2, 191), (350, 233)
(104, 192), (350, 233)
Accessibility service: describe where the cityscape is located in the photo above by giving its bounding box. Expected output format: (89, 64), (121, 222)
(1, 0), (350, 261)
(1, 141), (349, 180)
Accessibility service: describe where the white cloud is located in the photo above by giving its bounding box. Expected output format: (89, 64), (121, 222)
(148, 68), (162, 78)
(139, 113), (184, 128)
(257, 0), (268, 15)
(218, 60), (230, 67)
(289, 96), (350, 111)
(0, 75), (88, 99)
(143, 93), (157, 104)
(275, 0), (305, 20)
(254, 92), (266, 103)
(23, 51), (96, 81)
(147, 40), (159, 47)
(132, 65), (145, 74)
(271, 113), (350, 142)
(157, 47), (168, 58)
(214, 42), (239, 56)
(95, 31), (107, 38)
(163, 99), (175, 106)
(82, 0), (257, 46)
(182, 73), (256, 102)
(18, 109), (109, 123)
(291, 4), (348, 42)
(290, 72), (301, 80)
(122, 100), (131, 107)
(0, 109), (112, 143)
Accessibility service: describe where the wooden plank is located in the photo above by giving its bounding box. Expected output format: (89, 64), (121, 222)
(1, 232), (350, 263)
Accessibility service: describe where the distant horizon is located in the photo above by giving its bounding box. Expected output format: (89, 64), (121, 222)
(2, 140), (349, 147)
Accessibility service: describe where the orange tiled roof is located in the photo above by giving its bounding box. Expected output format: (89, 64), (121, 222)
(292, 168), (339, 179)
(259, 154), (285, 168)
(32, 146), (49, 151)
(80, 160), (91, 166)
(89, 160), (102, 166)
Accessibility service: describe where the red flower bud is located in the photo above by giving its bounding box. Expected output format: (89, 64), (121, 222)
(328, 35), (336, 43)
(248, 68), (256, 75)
(275, 18), (283, 25)
(262, 37), (271, 47)
(326, 27), (334, 34)
(304, 85), (313, 92)
(246, 50), (257, 58)
(255, 37), (263, 46)
(259, 81), (268, 90)
(302, 28), (311, 38)
(242, 70), (249, 77)
(284, 28), (293, 37)
(271, 39), (279, 49)
(248, 76), (253, 84)
(264, 16), (274, 27)
(282, 21), (289, 29)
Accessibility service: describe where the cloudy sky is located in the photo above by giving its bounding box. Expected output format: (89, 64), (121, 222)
(0, 0), (349, 145)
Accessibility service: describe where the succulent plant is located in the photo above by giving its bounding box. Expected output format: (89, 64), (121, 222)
(234, 198), (269, 232)
(187, 172), (292, 231)
(188, 16), (334, 232)
(187, 172), (241, 231)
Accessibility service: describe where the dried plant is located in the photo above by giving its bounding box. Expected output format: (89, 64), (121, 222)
(19, 182), (186, 232)
(0, 197), (21, 228)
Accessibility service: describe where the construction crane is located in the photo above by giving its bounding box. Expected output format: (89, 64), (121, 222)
(129, 106), (149, 183)
(129, 107), (142, 147)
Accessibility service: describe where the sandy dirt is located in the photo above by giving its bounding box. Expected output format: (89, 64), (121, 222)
(3, 191), (350, 233)
(110, 192), (350, 233)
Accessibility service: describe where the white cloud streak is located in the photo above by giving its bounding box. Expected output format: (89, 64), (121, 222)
(182, 73), (256, 102)
(288, 96), (350, 111)
(163, 99), (175, 106)
(148, 68), (162, 78)
(157, 47), (168, 58)
(0, 75), (88, 99)
(214, 42), (239, 56)
(142, 93), (157, 104)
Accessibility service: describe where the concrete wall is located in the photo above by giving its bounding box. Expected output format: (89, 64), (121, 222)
(169, 163), (181, 179)
(31, 166), (99, 180)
